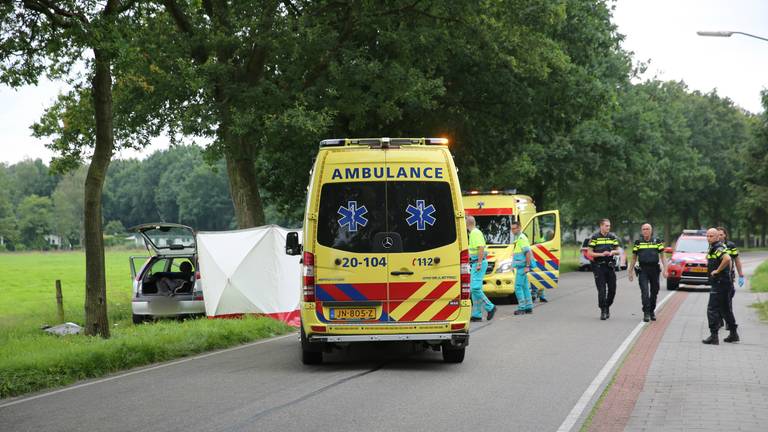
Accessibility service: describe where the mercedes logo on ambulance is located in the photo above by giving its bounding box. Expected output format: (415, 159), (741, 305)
(382, 236), (394, 249)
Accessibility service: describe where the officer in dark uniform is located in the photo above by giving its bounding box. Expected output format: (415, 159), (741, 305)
(702, 228), (738, 345)
(628, 223), (667, 322)
(588, 219), (621, 320)
(717, 227), (744, 331)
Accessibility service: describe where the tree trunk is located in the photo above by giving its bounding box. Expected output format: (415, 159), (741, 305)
(225, 139), (265, 228)
(83, 48), (114, 338)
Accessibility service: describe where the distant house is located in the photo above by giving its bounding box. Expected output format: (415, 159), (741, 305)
(44, 234), (62, 247)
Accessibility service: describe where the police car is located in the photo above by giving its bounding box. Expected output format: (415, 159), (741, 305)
(666, 229), (709, 290)
(285, 138), (471, 364)
(461, 190), (561, 301)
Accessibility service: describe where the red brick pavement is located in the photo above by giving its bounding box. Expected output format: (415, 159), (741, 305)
(588, 291), (689, 432)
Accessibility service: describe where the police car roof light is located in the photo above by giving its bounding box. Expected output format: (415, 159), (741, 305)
(682, 229), (707, 235)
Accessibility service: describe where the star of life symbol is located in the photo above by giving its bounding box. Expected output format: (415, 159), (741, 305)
(405, 200), (437, 231)
(337, 201), (368, 232)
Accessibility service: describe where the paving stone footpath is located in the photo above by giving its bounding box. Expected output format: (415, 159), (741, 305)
(624, 283), (768, 432)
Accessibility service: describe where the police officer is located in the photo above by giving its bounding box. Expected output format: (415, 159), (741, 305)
(628, 223), (667, 322)
(702, 228), (739, 345)
(466, 215), (497, 322)
(588, 219), (621, 320)
(717, 227), (744, 331)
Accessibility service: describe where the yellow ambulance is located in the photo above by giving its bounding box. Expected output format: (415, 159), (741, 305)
(462, 191), (561, 301)
(285, 138), (471, 364)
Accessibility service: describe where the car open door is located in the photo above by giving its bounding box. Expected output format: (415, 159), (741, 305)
(521, 210), (561, 291)
(129, 223), (196, 256)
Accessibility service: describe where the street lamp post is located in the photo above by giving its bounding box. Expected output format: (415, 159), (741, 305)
(697, 30), (768, 43)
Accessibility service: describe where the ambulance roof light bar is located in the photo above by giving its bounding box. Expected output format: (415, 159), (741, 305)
(462, 189), (518, 195)
(319, 137), (449, 148)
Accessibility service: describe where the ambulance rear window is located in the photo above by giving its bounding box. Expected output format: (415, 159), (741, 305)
(317, 181), (457, 253)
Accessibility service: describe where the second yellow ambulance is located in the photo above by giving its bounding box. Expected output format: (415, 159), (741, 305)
(462, 191), (561, 301)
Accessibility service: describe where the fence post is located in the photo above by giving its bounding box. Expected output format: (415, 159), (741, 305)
(55, 280), (64, 322)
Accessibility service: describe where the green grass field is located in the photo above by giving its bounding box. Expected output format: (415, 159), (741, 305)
(560, 244), (581, 274)
(0, 250), (294, 398)
(750, 260), (768, 321)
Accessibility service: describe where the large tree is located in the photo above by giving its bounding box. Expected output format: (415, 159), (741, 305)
(1, 0), (141, 337)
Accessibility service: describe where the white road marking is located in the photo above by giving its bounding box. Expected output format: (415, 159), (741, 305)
(555, 291), (676, 432)
(0, 333), (296, 409)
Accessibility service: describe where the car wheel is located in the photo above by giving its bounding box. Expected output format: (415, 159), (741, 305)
(442, 346), (466, 363)
(132, 314), (148, 324)
(302, 349), (323, 365)
(300, 326), (324, 365)
(667, 278), (679, 291)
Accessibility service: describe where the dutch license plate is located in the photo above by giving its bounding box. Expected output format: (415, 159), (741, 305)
(690, 267), (708, 273)
(331, 308), (376, 320)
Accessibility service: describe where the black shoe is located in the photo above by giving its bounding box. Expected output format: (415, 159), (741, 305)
(600, 308), (607, 320)
(470, 317), (482, 322)
(702, 333), (719, 345)
(525, 309), (533, 314)
(724, 328), (740, 343)
(513, 310), (526, 316)
(643, 313), (650, 322)
(605, 307), (610, 319)
(650, 313), (657, 321)
(539, 297), (548, 303)
(486, 306), (497, 321)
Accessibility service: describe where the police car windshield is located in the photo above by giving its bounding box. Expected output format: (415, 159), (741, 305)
(473, 215), (512, 245)
(317, 181), (457, 253)
(675, 237), (708, 253)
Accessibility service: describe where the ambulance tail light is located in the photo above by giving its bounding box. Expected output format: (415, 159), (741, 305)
(460, 249), (471, 300)
(303, 252), (315, 302)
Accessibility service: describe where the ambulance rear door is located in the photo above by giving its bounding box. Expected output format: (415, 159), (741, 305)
(522, 210), (561, 290)
(313, 154), (390, 324)
(384, 153), (463, 323)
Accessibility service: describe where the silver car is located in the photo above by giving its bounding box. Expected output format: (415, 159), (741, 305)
(129, 223), (205, 324)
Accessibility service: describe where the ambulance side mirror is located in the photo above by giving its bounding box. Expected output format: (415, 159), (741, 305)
(664, 247), (673, 254)
(285, 232), (302, 256)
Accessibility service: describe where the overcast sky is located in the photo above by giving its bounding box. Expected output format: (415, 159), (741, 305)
(1, 0), (766, 165)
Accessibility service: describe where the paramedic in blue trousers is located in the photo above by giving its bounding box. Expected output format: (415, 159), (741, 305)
(466, 215), (497, 322)
(510, 221), (535, 315)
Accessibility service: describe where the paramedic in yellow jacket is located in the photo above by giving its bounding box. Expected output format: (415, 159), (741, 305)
(466, 215), (497, 322)
(511, 221), (535, 315)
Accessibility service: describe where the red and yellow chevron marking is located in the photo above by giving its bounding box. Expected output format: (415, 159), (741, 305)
(314, 281), (461, 322)
(390, 281), (458, 322)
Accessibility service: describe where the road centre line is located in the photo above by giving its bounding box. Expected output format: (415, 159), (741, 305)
(555, 291), (676, 432)
(0, 333), (296, 410)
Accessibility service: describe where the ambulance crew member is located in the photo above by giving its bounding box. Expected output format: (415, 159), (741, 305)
(703, 228), (739, 344)
(588, 219), (621, 320)
(466, 215), (497, 322)
(628, 223), (667, 322)
(510, 221), (535, 315)
(717, 227), (744, 331)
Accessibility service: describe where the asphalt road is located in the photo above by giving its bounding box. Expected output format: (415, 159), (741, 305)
(2, 253), (766, 432)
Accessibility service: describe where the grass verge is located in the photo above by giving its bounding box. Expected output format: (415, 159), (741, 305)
(749, 259), (768, 321)
(0, 316), (294, 399)
(0, 250), (295, 399)
(560, 244), (581, 274)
